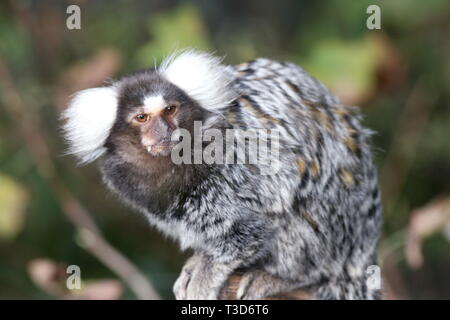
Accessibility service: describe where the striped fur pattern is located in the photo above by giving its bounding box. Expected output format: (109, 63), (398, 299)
(69, 51), (382, 300)
(223, 59), (382, 299)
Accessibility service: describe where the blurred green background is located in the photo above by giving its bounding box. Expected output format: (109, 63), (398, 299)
(0, 0), (449, 299)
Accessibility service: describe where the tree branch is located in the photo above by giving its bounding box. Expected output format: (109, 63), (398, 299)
(220, 272), (312, 300)
(0, 56), (160, 300)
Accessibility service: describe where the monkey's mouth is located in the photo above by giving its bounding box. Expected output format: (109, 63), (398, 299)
(145, 142), (176, 156)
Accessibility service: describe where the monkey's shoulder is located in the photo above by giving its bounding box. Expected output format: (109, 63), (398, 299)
(229, 59), (362, 130)
(232, 58), (337, 105)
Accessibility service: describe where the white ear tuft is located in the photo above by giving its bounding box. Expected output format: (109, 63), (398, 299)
(62, 87), (118, 164)
(159, 50), (237, 112)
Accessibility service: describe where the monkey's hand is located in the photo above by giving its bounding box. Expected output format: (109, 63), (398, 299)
(175, 216), (270, 300)
(173, 254), (203, 299)
(174, 255), (237, 300)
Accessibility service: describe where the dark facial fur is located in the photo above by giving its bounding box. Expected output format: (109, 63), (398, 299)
(102, 70), (211, 214)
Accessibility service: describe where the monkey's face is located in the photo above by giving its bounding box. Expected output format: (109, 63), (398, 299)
(107, 72), (203, 161)
(62, 50), (235, 166)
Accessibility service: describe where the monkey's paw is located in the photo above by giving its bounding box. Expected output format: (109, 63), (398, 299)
(175, 256), (233, 300)
(173, 254), (203, 300)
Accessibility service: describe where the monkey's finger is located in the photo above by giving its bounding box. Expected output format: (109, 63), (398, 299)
(173, 269), (193, 300)
(236, 272), (256, 300)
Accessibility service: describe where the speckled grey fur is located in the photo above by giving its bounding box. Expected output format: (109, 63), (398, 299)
(93, 56), (382, 300)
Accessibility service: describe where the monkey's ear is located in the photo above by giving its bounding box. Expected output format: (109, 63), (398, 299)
(159, 50), (237, 112)
(62, 86), (118, 165)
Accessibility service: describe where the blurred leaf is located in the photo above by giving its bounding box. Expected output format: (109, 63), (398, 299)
(80, 6), (141, 55)
(382, 0), (450, 29)
(0, 173), (28, 239)
(300, 35), (382, 105)
(135, 5), (211, 68)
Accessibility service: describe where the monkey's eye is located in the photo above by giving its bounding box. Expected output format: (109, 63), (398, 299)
(164, 105), (177, 115)
(134, 113), (149, 123)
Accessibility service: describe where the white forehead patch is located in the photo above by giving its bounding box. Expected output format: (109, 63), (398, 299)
(158, 50), (237, 112)
(62, 86), (118, 164)
(143, 95), (165, 114)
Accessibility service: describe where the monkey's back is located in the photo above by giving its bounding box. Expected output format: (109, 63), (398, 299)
(223, 59), (382, 297)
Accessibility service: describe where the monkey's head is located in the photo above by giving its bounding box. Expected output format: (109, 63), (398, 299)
(107, 71), (204, 164)
(62, 50), (236, 171)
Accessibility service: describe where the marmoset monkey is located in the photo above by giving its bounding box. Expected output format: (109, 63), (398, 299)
(62, 50), (382, 300)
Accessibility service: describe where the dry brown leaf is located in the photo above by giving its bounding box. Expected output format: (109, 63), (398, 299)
(28, 258), (66, 297)
(405, 196), (450, 269)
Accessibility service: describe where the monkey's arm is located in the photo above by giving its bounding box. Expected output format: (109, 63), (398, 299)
(174, 214), (271, 300)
